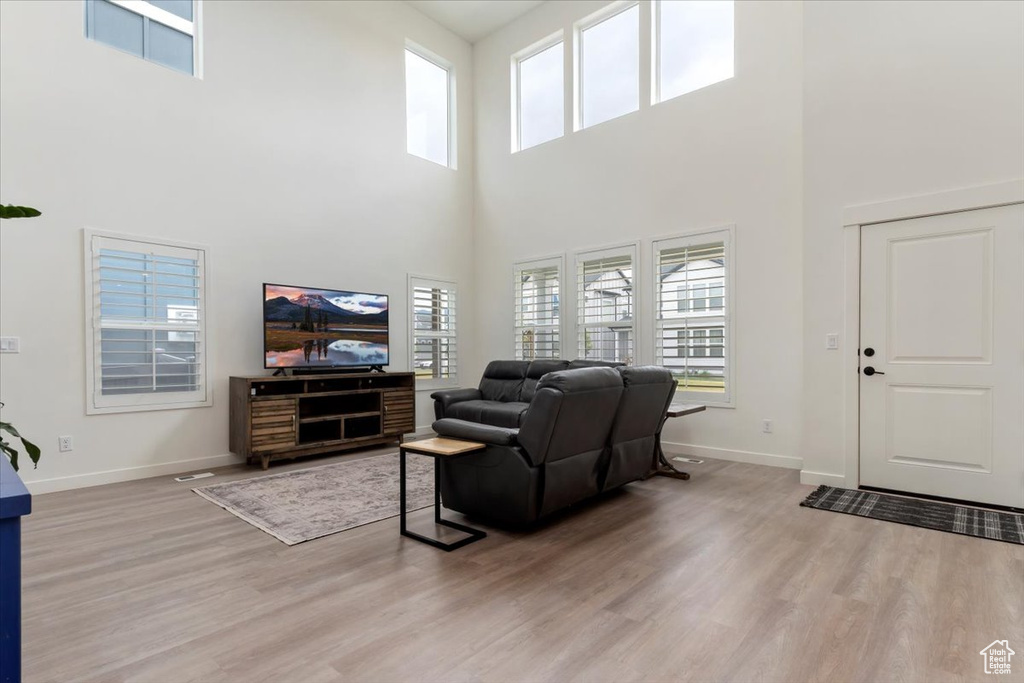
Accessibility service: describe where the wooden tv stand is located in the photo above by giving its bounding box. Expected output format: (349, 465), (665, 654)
(229, 372), (415, 469)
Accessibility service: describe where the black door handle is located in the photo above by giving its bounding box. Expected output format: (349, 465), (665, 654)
(863, 366), (885, 376)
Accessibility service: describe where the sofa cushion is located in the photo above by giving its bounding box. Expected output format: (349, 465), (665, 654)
(446, 400), (530, 428)
(478, 360), (529, 402)
(521, 359), (570, 402)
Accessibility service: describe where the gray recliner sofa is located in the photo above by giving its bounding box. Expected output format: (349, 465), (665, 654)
(432, 365), (676, 526)
(430, 358), (623, 428)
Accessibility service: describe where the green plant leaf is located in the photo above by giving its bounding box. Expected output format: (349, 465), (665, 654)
(0, 204), (42, 219)
(22, 437), (41, 467)
(1, 441), (19, 472)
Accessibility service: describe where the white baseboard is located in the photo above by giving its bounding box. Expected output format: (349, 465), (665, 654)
(799, 470), (847, 487)
(662, 441), (803, 470)
(23, 452), (244, 495)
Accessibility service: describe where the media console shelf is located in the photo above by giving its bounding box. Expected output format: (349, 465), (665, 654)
(229, 372), (415, 469)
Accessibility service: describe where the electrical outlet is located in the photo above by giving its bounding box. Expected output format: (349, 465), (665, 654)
(58, 435), (73, 452)
(0, 337), (20, 353)
(762, 419), (773, 434)
(825, 333), (839, 350)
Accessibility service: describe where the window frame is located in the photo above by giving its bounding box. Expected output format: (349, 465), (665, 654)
(84, 229), (212, 414)
(573, 0), (641, 132)
(652, 226), (735, 407)
(404, 41), (457, 169)
(510, 31), (565, 153)
(408, 275), (458, 391)
(651, 0), (734, 105)
(513, 255), (564, 361)
(85, 0), (203, 78)
(574, 242), (639, 365)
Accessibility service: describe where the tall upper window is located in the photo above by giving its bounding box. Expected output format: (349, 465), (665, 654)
(86, 231), (209, 414)
(513, 37), (564, 152)
(85, 0), (199, 76)
(655, 0), (734, 103)
(410, 277), (458, 388)
(514, 258), (562, 360)
(405, 46), (453, 168)
(654, 229), (732, 404)
(576, 245), (636, 364)
(577, 3), (639, 129)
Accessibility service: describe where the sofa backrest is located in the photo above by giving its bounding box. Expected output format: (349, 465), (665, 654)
(520, 359), (570, 402)
(567, 359), (626, 370)
(518, 367), (623, 466)
(478, 360), (529, 402)
(519, 367), (623, 515)
(603, 366), (676, 490)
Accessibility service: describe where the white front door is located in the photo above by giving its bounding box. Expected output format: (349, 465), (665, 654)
(859, 203), (1024, 508)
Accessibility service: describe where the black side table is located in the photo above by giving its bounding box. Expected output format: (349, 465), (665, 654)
(400, 438), (488, 551)
(651, 403), (707, 480)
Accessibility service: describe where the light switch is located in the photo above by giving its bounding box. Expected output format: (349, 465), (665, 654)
(0, 337), (19, 353)
(825, 333), (839, 350)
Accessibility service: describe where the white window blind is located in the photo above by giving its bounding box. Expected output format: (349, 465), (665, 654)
(86, 232), (209, 413)
(85, 0), (199, 76)
(410, 277), (457, 388)
(576, 245), (636, 364)
(514, 258), (562, 360)
(654, 229), (732, 403)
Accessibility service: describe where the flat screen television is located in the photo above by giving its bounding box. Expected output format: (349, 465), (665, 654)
(263, 283), (389, 370)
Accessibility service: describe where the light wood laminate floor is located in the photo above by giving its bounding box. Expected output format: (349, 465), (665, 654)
(21, 450), (1024, 683)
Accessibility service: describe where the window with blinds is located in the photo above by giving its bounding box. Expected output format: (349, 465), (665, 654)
(654, 229), (732, 404)
(514, 258), (562, 360)
(86, 232), (209, 413)
(410, 277), (457, 388)
(575, 245), (636, 364)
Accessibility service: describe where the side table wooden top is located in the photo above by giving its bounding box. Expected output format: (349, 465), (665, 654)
(401, 437), (486, 457)
(666, 403), (707, 418)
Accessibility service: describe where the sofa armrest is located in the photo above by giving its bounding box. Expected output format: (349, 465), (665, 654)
(430, 387), (482, 420)
(432, 419), (519, 447)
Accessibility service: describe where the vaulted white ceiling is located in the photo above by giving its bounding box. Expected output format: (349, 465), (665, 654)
(405, 0), (545, 43)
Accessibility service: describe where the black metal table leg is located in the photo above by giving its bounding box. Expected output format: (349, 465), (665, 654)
(649, 415), (690, 480)
(399, 448), (487, 551)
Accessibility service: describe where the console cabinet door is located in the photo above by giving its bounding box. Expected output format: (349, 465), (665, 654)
(251, 398), (297, 452)
(382, 390), (414, 435)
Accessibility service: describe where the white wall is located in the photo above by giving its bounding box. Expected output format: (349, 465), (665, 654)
(472, 0), (805, 468)
(0, 0), (475, 492)
(800, 0), (1024, 484)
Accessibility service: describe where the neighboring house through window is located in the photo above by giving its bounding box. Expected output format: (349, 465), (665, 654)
(514, 257), (562, 360)
(575, 244), (636, 364)
(85, 231), (210, 413)
(654, 229), (733, 404)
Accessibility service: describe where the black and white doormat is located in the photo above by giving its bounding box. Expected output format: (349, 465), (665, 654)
(800, 485), (1024, 545)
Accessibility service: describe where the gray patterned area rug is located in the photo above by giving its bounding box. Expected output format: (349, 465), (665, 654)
(801, 485), (1024, 545)
(193, 452), (435, 545)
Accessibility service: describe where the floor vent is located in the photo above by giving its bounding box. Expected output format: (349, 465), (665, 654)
(672, 457), (704, 465)
(174, 472), (214, 482)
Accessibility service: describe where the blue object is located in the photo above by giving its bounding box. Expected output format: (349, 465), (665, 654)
(0, 456), (31, 683)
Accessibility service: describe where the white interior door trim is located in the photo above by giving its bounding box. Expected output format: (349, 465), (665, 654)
(842, 179), (1024, 228)
(837, 179), (1024, 491)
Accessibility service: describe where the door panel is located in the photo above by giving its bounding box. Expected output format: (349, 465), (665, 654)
(860, 204), (1023, 507)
